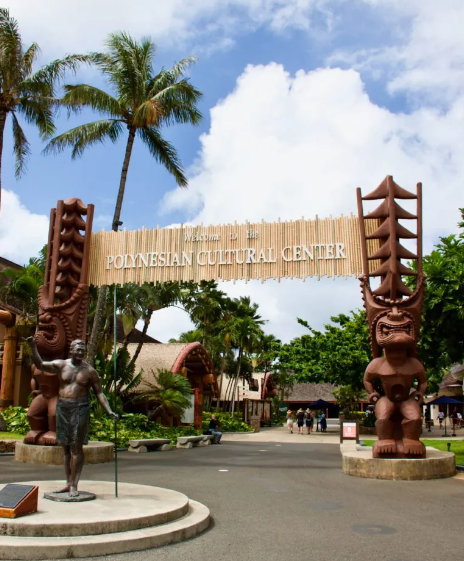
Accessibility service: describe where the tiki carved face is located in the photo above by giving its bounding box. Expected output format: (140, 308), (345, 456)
(375, 308), (415, 350)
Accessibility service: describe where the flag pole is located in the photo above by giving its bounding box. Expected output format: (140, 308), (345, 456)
(113, 284), (118, 498)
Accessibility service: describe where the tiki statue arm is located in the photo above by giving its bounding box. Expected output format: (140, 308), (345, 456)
(410, 363), (427, 404)
(364, 366), (381, 404)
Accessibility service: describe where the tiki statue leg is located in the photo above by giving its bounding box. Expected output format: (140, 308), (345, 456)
(399, 398), (425, 457)
(24, 394), (48, 444)
(373, 396), (397, 457)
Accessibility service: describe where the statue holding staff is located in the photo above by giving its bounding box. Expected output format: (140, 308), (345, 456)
(25, 337), (118, 498)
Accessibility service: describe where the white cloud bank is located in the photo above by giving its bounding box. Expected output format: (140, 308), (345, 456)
(160, 61), (464, 342)
(0, 190), (49, 265)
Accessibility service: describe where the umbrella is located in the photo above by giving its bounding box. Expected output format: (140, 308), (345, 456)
(308, 399), (331, 409)
(309, 399), (331, 432)
(426, 396), (462, 436)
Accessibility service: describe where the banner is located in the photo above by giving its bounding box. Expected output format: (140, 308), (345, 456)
(89, 215), (380, 286)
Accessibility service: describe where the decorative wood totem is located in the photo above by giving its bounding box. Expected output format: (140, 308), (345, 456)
(24, 198), (94, 445)
(357, 176), (427, 458)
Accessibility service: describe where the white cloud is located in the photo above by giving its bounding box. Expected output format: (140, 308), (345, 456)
(144, 307), (194, 344)
(162, 62), (464, 341)
(6, 0), (337, 59)
(332, 1), (464, 104)
(0, 190), (49, 265)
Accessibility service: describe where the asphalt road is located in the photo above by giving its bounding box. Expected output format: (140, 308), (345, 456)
(1, 441), (462, 561)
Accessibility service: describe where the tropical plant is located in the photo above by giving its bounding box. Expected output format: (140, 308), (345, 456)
(93, 347), (142, 415)
(0, 8), (87, 211)
(134, 369), (193, 422)
(45, 32), (203, 364)
(0, 247), (46, 319)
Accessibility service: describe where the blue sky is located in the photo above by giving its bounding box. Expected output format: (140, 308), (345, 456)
(2, 0), (463, 342)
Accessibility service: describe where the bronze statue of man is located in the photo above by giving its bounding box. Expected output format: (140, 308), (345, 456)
(26, 337), (118, 497)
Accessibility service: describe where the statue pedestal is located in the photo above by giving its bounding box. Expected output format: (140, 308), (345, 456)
(341, 445), (456, 480)
(14, 441), (113, 465)
(0, 480), (210, 559)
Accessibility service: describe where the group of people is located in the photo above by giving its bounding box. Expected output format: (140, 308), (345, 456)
(435, 409), (462, 429)
(286, 408), (327, 434)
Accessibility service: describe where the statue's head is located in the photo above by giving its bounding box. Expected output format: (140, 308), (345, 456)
(375, 307), (415, 350)
(70, 339), (86, 360)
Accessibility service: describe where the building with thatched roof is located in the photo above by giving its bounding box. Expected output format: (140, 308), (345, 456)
(127, 342), (218, 428)
(439, 363), (463, 398)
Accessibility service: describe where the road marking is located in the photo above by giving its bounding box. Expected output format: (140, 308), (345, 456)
(259, 450), (267, 452)
(218, 469), (229, 472)
(275, 445), (281, 447)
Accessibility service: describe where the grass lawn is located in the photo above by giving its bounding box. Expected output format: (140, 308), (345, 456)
(362, 439), (464, 465)
(0, 432), (24, 440)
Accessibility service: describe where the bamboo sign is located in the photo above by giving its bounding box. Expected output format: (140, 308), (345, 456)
(88, 215), (380, 286)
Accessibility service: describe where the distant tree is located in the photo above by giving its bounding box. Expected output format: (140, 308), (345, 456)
(417, 209), (464, 378)
(276, 311), (371, 390)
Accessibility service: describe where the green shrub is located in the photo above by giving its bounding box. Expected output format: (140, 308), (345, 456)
(2, 406), (29, 434)
(89, 413), (202, 447)
(202, 411), (253, 433)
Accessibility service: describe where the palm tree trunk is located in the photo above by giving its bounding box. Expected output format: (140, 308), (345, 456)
(128, 310), (153, 370)
(0, 109), (7, 214)
(87, 127), (137, 365)
(216, 354), (226, 411)
(230, 347), (243, 415)
(112, 126), (136, 229)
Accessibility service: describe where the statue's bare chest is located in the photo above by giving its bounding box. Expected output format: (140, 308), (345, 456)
(61, 363), (91, 387)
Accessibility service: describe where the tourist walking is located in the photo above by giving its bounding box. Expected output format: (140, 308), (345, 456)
(437, 410), (445, 429)
(286, 410), (294, 434)
(305, 408), (313, 434)
(296, 408), (305, 434)
(208, 414), (223, 444)
(320, 411), (327, 432)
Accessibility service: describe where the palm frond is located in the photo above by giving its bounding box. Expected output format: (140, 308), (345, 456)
(29, 54), (92, 93)
(138, 127), (187, 187)
(17, 97), (55, 138)
(20, 42), (40, 77)
(11, 111), (30, 178)
(44, 119), (124, 158)
(148, 57), (196, 94)
(61, 84), (125, 118)
(0, 8), (22, 90)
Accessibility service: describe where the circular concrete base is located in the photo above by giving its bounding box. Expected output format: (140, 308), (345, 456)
(14, 441), (113, 465)
(0, 481), (210, 560)
(342, 447), (456, 480)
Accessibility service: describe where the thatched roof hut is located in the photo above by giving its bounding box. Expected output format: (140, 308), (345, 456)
(128, 341), (217, 392)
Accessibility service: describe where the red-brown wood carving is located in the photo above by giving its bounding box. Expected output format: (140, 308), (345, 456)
(357, 176), (427, 458)
(24, 199), (94, 446)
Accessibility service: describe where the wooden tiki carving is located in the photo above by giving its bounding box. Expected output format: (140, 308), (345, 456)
(357, 176), (427, 458)
(24, 198), (94, 446)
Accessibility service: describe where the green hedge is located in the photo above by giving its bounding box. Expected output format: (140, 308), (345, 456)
(0, 407), (202, 448)
(202, 411), (253, 433)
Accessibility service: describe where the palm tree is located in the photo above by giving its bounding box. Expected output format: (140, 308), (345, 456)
(45, 32), (202, 364)
(226, 297), (265, 414)
(134, 370), (193, 423)
(0, 8), (88, 213)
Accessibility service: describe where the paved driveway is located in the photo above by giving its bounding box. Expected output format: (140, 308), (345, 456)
(1, 438), (462, 561)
